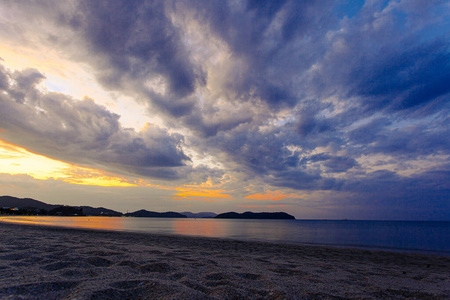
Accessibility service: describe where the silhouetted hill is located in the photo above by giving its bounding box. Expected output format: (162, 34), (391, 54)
(0, 195), (122, 216)
(180, 212), (217, 218)
(1, 196), (295, 220)
(49, 206), (84, 216)
(0, 195), (55, 210)
(215, 211), (295, 220)
(81, 206), (123, 216)
(125, 210), (187, 218)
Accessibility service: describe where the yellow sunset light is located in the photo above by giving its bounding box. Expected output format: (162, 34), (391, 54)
(0, 139), (136, 187)
(244, 190), (303, 201)
(174, 189), (232, 199)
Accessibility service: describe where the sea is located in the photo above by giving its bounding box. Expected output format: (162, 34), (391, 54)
(1, 216), (449, 255)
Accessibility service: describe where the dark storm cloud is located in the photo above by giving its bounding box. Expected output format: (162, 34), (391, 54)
(0, 66), (190, 179)
(36, 0), (448, 145)
(178, 0), (449, 195)
(209, 124), (299, 174)
(50, 0), (256, 137)
(181, 0), (336, 109)
(371, 124), (450, 156)
(347, 117), (391, 145)
(312, 0), (450, 112)
(200, 119), (347, 191)
(265, 169), (340, 191)
(63, 0), (204, 115)
(296, 110), (335, 138)
(323, 156), (358, 173)
(347, 111), (450, 157)
(0, 63), (8, 90)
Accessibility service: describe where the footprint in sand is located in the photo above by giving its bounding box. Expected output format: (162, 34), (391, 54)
(0, 281), (80, 299)
(85, 256), (113, 267)
(109, 280), (148, 290)
(234, 272), (261, 280)
(139, 262), (172, 273)
(42, 261), (76, 271)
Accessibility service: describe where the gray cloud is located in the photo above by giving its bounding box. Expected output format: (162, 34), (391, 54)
(180, 0), (336, 109)
(310, 0), (450, 112)
(65, 1), (204, 115)
(0, 66), (190, 179)
(340, 169), (450, 220)
(347, 112), (450, 157)
(323, 156), (358, 173)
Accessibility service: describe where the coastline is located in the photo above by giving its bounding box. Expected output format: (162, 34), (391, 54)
(1, 222), (449, 299)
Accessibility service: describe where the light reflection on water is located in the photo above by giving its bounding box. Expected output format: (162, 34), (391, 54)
(1, 216), (449, 255)
(0, 216), (127, 231)
(0, 216), (295, 242)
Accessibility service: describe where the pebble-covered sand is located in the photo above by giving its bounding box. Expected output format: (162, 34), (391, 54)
(0, 221), (449, 299)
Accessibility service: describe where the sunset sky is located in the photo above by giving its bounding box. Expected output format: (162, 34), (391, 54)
(0, 0), (449, 220)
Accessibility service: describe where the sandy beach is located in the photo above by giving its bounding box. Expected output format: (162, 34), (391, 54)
(0, 222), (449, 299)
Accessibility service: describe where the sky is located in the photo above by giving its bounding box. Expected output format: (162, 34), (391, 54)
(0, 0), (449, 220)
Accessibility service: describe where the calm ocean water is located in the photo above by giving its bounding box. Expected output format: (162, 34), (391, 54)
(1, 216), (449, 255)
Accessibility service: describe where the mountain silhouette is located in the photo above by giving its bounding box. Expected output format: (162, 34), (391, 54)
(124, 210), (187, 218)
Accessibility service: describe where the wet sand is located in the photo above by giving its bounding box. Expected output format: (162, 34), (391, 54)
(0, 221), (449, 299)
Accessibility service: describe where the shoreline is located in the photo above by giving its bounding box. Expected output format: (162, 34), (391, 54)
(1, 222), (449, 299)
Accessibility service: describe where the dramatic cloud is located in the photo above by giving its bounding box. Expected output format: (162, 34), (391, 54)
(0, 66), (190, 179)
(0, 0), (449, 219)
(311, 1), (450, 111)
(341, 169), (450, 220)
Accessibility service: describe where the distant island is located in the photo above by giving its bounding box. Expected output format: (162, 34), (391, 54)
(0, 195), (295, 219)
(215, 212), (295, 220)
(180, 211), (217, 218)
(124, 210), (186, 218)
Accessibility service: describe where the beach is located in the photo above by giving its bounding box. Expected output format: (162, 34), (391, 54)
(0, 222), (449, 299)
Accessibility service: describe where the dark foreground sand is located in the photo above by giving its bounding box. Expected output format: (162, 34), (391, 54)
(0, 222), (449, 299)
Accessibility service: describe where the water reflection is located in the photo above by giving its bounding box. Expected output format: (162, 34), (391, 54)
(172, 219), (228, 238)
(1, 216), (449, 254)
(171, 218), (298, 242)
(0, 216), (295, 242)
(0, 216), (127, 231)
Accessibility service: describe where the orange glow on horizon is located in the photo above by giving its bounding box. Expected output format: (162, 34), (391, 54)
(174, 190), (232, 199)
(244, 190), (302, 201)
(174, 178), (233, 199)
(238, 204), (286, 208)
(171, 196), (216, 202)
(0, 139), (137, 187)
(182, 177), (222, 189)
